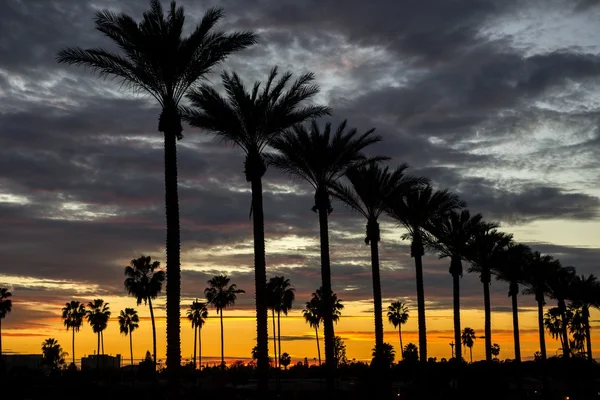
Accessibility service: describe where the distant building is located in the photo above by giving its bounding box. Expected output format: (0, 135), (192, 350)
(81, 354), (121, 369)
(1, 354), (44, 369)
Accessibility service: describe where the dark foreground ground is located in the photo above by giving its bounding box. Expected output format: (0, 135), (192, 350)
(2, 358), (599, 400)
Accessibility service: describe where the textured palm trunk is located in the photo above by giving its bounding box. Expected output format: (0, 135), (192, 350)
(411, 234), (427, 363)
(469, 347), (473, 363)
(193, 326), (197, 369)
(277, 311), (282, 367)
(101, 331), (104, 355)
(583, 306), (592, 360)
(72, 328), (75, 366)
(558, 300), (570, 359)
(272, 310), (278, 368)
(148, 298), (157, 366)
(398, 326), (403, 359)
(130, 331), (134, 367)
(220, 312), (225, 368)
(536, 295), (547, 360)
(97, 332), (101, 369)
(450, 256), (462, 361)
(315, 327), (321, 365)
(510, 283), (521, 362)
(199, 326), (202, 368)
(368, 220), (384, 354)
(482, 274), (492, 362)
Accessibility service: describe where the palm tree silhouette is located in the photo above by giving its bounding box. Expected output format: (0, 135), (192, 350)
(267, 120), (382, 383)
(57, 1), (257, 377)
(267, 276), (295, 368)
(385, 185), (464, 362)
(186, 299), (208, 369)
(461, 327), (476, 363)
(118, 308), (140, 367)
(41, 338), (67, 370)
(569, 274), (600, 360)
(387, 301), (409, 360)
(86, 299), (111, 368)
(544, 306), (569, 351)
(522, 251), (561, 360)
(280, 352), (291, 370)
(303, 298), (322, 365)
(0, 288), (12, 362)
(466, 228), (512, 361)
(371, 342), (395, 367)
(493, 243), (532, 362)
(184, 68), (329, 383)
(426, 210), (492, 362)
(491, 343), (501, 359)
(546, 265), (576, 358)
(205, 275), (245, 367)
(62, 300), (86, 366)
(124, 255), (165, 365)
(332, 162), (425, 357)
(403, 343), (418, 362)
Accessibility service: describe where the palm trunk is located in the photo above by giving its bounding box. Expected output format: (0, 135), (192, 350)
(148, 298), (158, 366)
(510, 286), (521, 362)
(411, 235), (427, 363)
(163, 112), (182, 380)
(193, 325), (197, 369)
(249, 173), (269, 392)
(272, 309), (278, 368)
(97, 332), (101, 369)
(220, 311), (225, 368)
(199, 326), (202, 368)
(470, 347), (473, 363)
(535, 294), (547, 360)
(368, 220), (384, 353)
(584, 306), (592, 360)
(277, 310), (282, 368)
(558, 300), (570, 359)
(72, 328), (75, 366)
(130, 331), (134, 367)
(101, 331), (105, 355)
(482, 276), (492, 362)
(315, 326), (321, 365)
(0, 319), (3, 364)
(399, 326), (403, 360)
(451, 267), (462, 361)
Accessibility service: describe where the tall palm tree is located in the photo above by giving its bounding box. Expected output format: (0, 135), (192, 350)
(86, 299), (111, 368)
(569, 274), (600, 360)
(522, 251), (561, 360)
(0, 288), (12, 363)
(387, 301), (409, 360)
(62, 301), (86, 366)
(303, 298), (322, 365)
(461, 327), (476, 363)
(493, 243), (532, 362)
(425, 210), (493, 362)
(385, 185), (464, 362)
(332, 162), (426, 356)
(546, 265), (576, 358)
(186, 299), (208, 369)
(267, 120), (383, 382)
(124, 255), (165, 365)
(266, 276), (295, 367)
(465, 228), (512, 361)
(118, 308), (140, 366)
(57, 1), (257, 377)
(205, 275), (245, 367)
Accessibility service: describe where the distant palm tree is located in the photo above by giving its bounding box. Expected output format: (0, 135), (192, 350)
(41, 338), (67, 370)
(311, 288), (344, 327)
(0, 288), (12, 362)
(546, 265), (576, 358)
(386, 185), (464, 362)
(280, 352), (291, 370)
(62, 300), (86, 366)
(57, 0), (257, 378)
(425, 210), (493, 361)
(86, 299), (111, 368)
(522, 251), (561, 360)
(124, 255), (165, 365)
(491, 343), (501, 360)
(466, 228), (512, 361)
(267, 276), (295, 368)
(302, 298), (322, 365)
(186, 299), (208, 369)
(205, 275), (245, 367)
(185, 68), (329, 383)
(568, 307), (586, 356)
(387, 301), (409, 359)
(461, 327), (476, 363)
(267, 120), (383, 381)
(569, 274), (600, 360)
(544, 306), (569, 351)
(372, 342), (396, 367)
(403, 343), (419, 362)
(118, 308), (140, 367)
(493, 243), (532, 362)
(332, 162), (426, 357)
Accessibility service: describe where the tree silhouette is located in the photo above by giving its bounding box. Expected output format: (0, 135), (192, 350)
(372, 342), (395, 368)
(280, 352), (291, 370)
(403, 343), (418, 363)
(333, 336), (347, 366)
(61, 301), (86, 366)
(86, 299), (111, 368)
(546, 265), (576, 358)
(544, 306), (571, 353)
(569, 274), (600, 360)
(205, 275), (244, 367)
(568, 307), (586, 356)
(491, 343), (501, 360)
(186, 299), (208, 369)
(0, 288), (12, 363)
(302, 298), (322, 365)
(267, 276), (295, 368)
(124, 255), (165, 365)
(118, 308), (140, 367)
(387, 301), (409, 359)
(461, 327), (476, 363)
(57, 0), (257, 379)
(267, 120), (382, 385)
(41, 338), (67, 370)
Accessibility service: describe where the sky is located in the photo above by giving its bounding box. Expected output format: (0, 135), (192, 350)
(0, 0), (599, 365)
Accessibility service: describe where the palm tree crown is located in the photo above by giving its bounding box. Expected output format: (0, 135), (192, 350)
(62, 301), (86, 332)
(118, 308), (139, 336)
(387, 301), (409, 328)
(0, 288), (12, 320)
(205, 275), (245, 313)
(124, 256), (165, 306)
(86, 299), (111, 335)
(187, 300), (209, 329)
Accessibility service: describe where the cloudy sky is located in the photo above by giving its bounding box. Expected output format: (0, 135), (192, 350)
(1, 0), (599, 364)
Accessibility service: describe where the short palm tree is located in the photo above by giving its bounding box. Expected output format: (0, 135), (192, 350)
(184, 68), (329, 381)
(544, 306), (569, 350)
(266, 276), (295, 368)
(385, 185), (464, 362)
(41, 338), (67, 370)
(522, 251), (561, 360)
(546, 265), (576, 358)
(86, 299), (111, 368)
(466, 228), (512, 361)
(267, 119), (383, 379)
(124, 255), (165, 365)
(280, 353), (292, 370)
(186, 299), (208, 369)
(57, 0), (257, 376)
(425, 210), (493, 362)
(461, 327), (476, 363)
(371, 342), (395, 367)
(303, 298), (322, 365)
(332, 162), (426, 357)
(118, 308), (140, 366)
(62, 300), (86, 366)
(0, 288), (12, 362)
(387, 301), (409, 359)
(205, 275), (245, 367)
(569, 274), (600, 360)
(493, 243), (532, 362)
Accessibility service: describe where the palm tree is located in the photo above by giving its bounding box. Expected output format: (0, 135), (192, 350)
(544, 306), (569, 351)
(461, 327), (476, 363)
(267, 120), (383, 380)
(186, 299), (208, 369)
(493, 243), (532, 362)
(62, 301), (86, 366)
(465, 228), (512, 361)
(522, 251), (561, 360)
(403, 343), (419, 362)
(124, 255), (165, 365)
(303, 298), (322, 365)
(0, 288), (12, 362)
(332, 162), (426, 357)
(491, 343), (501, 359)
(267, 276), (295, 368)
(184, 68), (329, 381)
(385, 185), (464, 362)
(372, 342), (395, 367)
(546, 265), (576, 358)
(118, 308), (140, 366)
(569, 274), (600, 360)
(205, 275), (245, 367)
(387, 301), (409, 359)
(425, 210), (493, 362)
(86, 299), (111, 368)
(57, 1), (257, 377)
(280, 352), (291, 370)
(41, 338), (67, 370)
